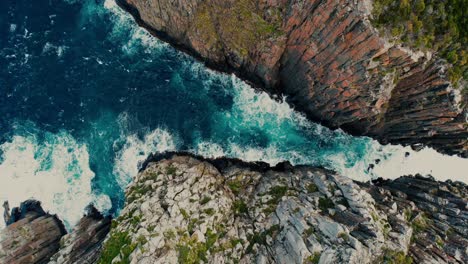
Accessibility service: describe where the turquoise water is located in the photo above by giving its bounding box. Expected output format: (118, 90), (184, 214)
(1, 0), (466, 229)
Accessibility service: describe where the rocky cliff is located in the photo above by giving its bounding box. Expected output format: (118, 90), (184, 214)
(0, 201), (111, 264)
(98, 153), (467, 264)
(1, 153), (467, 263)
(116, 0), (467, 157)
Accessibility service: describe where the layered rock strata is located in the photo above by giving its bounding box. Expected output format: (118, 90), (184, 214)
(116, 0), (467, 157)
(0, 200), (67, 264)
(0, 201), (111, 264)
(49, 206), (112, 264)
(100, 153), (467, 263)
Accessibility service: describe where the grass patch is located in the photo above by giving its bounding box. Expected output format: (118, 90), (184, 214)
(306, 252), (321, 264)
(200, 196), (211, 205)
(233, 200), (249, 215)
(380, 248), (413, 264)
(166, 165), (177, 176)
(246, 225), (280, 253)
(307, 183), (319, 193)
(318, 197), (334, 212)
(98, 231), (135, 264)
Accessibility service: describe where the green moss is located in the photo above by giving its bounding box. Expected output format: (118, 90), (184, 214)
(180, 208), (190, 220)
(267, 186), (288, 204)
(164, 229), (176, 240)
(306, 252), (321, 264)
(227, 179), (243, 195)
(233, 200), (249, 215)
(338, 232), (349, 241)
(404, 208), (413, 221)
(230, 238), (242, 248)
(98, 231), (135, 264)
(304, 227), (314, 236)
(411, 213), (429, 236)
(306, 183), (319, 193)
(126, 184), (152, 204)
(246, 225), (280, 253)
(435, 235), (444, 248)
(318, 197), (334, 212)
(176, 228), (222, 263)
(381, 248), (413, 264)
(130, 214), (142, 228)
(166, 165), (177, 176)
(200, 196), (211, 205)
(204, 208), (216, 216)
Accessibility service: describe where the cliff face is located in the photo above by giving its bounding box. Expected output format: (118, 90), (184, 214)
(0, 202), (111, 264)
(0, 200), (66, 264)
(98, 153), (467, 264)
(116, 0), (467, 157)
(1, 154), (467, 263)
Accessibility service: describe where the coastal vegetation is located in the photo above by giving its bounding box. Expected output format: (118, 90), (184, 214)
(372, 0), (467, 88)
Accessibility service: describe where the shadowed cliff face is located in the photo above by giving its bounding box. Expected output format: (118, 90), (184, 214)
(0, 202), (111, 264)
(116, 0), (467, 157)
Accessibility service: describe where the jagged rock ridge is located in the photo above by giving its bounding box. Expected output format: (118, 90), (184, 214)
(116, 0), (467, 157)
(0, 201), (111, 264)
(99, 153), (467, 263)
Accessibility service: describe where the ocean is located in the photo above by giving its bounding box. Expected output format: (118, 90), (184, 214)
(1, 0), (466, 229)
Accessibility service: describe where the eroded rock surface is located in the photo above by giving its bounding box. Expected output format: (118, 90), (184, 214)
(50, 205), (112, 264)
(0, 202), (111, 264)
(0, 200), (66, 264)
(101, 153), (467, 263)
(116, 0), (467, 157)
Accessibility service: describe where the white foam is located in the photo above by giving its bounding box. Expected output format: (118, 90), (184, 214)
(188, 70), (468, 183)
(371, 145), (468, 183)
(102, 0), (168, 54)
(114, 128), (178, 187)
(0, 129), (111, 230)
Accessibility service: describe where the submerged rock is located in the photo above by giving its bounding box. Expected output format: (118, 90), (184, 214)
(116, 0), (467, 157)
(100, 153), (467, 264)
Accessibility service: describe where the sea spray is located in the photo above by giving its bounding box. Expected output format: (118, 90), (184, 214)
(0, 123), (111, 230)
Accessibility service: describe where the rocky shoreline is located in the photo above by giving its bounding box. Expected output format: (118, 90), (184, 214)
(1, 153), (466, 263)
(115, 0), (467, 157)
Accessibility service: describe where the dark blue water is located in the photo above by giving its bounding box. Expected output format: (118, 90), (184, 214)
(1, 0), (463, 229)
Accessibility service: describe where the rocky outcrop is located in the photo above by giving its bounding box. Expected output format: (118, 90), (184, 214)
(0, 202), (111, 264)
(49, 206), (112, 264)
(100, 153), (467, 263)
(116, 0), (467, 157)
(0, 200), (66, 264)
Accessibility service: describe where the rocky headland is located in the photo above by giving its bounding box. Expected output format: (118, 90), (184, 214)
(0, 201), (111, 264)
(115, 0), (467, 157)
(2, 153), (466, 263)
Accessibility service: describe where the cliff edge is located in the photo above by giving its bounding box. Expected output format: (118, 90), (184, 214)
(116, 0), (467, 157)
(1, 153), (466, 263)
(99, 153), (467, 263)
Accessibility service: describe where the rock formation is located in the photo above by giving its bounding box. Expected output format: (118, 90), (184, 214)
(49, 205), (112, 264)
(98, 153), (467, 263)
(0, 200), (66, 264)
(0, 201), (111, 264)
(116, 0), (467, 157)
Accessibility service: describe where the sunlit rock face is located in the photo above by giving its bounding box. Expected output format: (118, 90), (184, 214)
(117, 0), (467, 157)
(100, 153), (467, 264)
